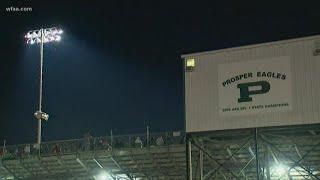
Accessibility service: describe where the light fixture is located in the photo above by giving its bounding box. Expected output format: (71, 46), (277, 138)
(25, 27), (63, 44)
(96, 171), (112, 180)
(25, 26), (63, 150)
(271, 163), (288, 177)
(55, 35), (61, 41)
(34, 111), (49, 121)
(186, 58), (195, 71)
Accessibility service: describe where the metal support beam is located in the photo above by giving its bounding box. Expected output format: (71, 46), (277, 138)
(220, 171), (228, 180)
(265, 148), (271, 180)
(37, 28), (44, 147)
(267, 145), (279, 164)
(187, 136), (192, 180)
(93, 158), (103, 169)
(0, 160), (17, 179)
(294, 145), (302, 159)
(199, 144), (203, 180)
(194, 150), (199, 179)
(227, 147), (237, 162)
(111, 156), (134, 180)
(201, 136), (252, 179)
(147, 126), (150, 147)
(238, 156), (254, 177)
(260, 135), (320, 179)
(287, 140), (320, 179)
(76, 157), (87, 170)
(191, 139), (240, 180)
(254, 128), (260, 180)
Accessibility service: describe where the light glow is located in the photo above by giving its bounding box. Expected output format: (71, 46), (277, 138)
(55, 35), (61, 41)
(186, 58), (195, 68)
(96, 171), (112, 180)
(27, 39), (35, 44)
(271, 164), (288, 177)
(25, 27), (63, 44)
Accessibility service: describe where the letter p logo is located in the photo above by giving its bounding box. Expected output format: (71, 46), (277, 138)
(237, 81), (270, 103)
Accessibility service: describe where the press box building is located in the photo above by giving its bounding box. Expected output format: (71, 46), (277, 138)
(182, 35), (320, 180)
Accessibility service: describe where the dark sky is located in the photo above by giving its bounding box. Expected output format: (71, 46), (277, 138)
(1, 1), (320, 144)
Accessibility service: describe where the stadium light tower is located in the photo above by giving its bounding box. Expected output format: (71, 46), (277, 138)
(25, 27), (63, 147)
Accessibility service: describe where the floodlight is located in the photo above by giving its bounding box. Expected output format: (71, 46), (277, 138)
(186, 58), (195, 67)
(271, 164), (288, 177)
(42, 112), (49, 121)
(52, 29), (58, 35)
(55, 35), (61, 41)
(25, 27), (63, 44)
(27, 39), (35, 44)
(32, 31), (37, 38)
(186, 58), (195, 71)
(44, 29), (50, 36)
(36, 38), (41, 43)
(34, 111), (49, 121)
(25, 32), (32, 38)
(25, 26), (63, 152)
(96, 171), (112, 180)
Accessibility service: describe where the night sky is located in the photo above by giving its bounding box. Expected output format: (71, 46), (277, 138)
(1, 1), (320, 145)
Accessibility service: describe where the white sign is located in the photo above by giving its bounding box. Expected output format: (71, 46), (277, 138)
(218, 57), (292, 116)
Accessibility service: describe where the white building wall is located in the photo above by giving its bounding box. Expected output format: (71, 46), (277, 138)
(183, 35), (320, 132)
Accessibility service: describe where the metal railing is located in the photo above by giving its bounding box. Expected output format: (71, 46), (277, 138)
(0, 131), (185, 160)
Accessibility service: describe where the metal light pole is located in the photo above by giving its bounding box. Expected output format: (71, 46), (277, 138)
(25, 27), (63, 148)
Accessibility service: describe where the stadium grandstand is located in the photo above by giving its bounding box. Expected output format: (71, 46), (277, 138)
(1, 124), (320, 179)
(0, 131), (186, 180)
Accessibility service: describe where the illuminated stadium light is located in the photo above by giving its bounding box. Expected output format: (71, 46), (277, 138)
(34, 111), (49, 121)
(24, 26), (63, 151)
(186, 58), (195, 71)
(96, 171), (112, 180)
(25, 27), (63, 44)
(271, 163), (289, 177)
(2, 176), (14, 180)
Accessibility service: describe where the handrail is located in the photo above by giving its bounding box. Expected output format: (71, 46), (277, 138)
(0, 131), (185, 160)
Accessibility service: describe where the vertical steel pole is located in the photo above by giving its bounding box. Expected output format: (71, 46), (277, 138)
(110, 129), (113, 147)
(187, 136), (193, 180)
(199, 142), (203, 180)
(2, 140), (5, 158)
(146, 126), (149, 147)
(266, 148), (271, 180)
(38, 28), (44, 150)
(254, 128), (260, 180)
